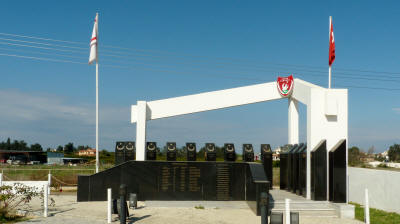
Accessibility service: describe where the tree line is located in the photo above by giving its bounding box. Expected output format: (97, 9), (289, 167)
(348, 143), (400, 166)
(0, 138), (92, 154)
(0, 138), (43, 151)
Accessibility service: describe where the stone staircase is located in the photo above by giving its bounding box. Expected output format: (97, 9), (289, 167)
(269, 200), (338, 218)
(269, 189), (338, 218)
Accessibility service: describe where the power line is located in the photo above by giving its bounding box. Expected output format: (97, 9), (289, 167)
(1, 31), (399, 76)
(1, 38), (399, 83)
(0, 52), (87, 65)
(1, 33), (400, 81)
(1, 51), (400, 92)
(2, 47), (400, 87)
(0, 47), (86, 60)
(0, 32), (85, 45)
(0, 37), (87, 51)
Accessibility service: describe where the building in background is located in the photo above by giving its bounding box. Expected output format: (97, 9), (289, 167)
(0, 150), (47, 164)
(47, 152), (64, 165)
(78, 148), (96, 157)
(273, 147), (281, 161)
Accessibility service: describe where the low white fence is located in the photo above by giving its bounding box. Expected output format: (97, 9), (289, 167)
(2, 181), (49, 193)
(349, 167), (400, 214)
(0, 173), (51, 193)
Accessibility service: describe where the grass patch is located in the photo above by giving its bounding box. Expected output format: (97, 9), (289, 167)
(195, 205), (204, 209)
(0, 215), (29, 223)
(350, 202), (400, 224)
(273, 167), (280, 187)
(0, 164), (99, 185)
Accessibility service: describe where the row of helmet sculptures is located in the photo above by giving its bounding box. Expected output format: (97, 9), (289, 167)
(115, 141), (272, 162)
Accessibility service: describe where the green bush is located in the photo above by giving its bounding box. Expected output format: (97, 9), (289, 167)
(0, 183), (43, 221)
(377, 163), (388, 168)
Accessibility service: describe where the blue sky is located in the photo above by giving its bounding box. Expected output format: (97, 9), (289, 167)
(0, 1), (399, 152)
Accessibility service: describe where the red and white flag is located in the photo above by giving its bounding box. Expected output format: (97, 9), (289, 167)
(89, 13), (98, 64)
(329, 17), (335, 66)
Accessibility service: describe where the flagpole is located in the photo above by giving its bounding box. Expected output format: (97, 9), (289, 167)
(329, 16), (332, 89)
(96, 61), (99, 173)
(329, 65), (331, 89)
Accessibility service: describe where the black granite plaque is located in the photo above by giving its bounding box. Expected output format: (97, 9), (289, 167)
(288, 144), (300, 191)
(186, 143), (197, 161)
(297, 144), (307, 196)
(261, 144), (273, 189)
(329, 139), (347, 203)
(115, 142), (125, 165)
(279, 148), (289, 190)
(78, 160), (269, 216)
(311, 140), (327, 200)
(125, 141), (135, 161)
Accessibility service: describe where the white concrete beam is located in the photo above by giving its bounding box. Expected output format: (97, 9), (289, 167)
(131, 82), (283, 122)
(288, 98), (299, 144)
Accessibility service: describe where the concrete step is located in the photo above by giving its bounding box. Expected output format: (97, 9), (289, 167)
(269, 200), (338, 218)
(270, 209), (338, 218)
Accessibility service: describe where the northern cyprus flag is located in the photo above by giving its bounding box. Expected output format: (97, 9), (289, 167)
(89, 13), (98, 64)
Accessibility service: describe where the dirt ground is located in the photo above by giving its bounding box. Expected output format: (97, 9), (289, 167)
(16, 193), (363, 224)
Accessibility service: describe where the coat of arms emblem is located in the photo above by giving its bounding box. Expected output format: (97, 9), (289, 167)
(277, 75), (294, 97)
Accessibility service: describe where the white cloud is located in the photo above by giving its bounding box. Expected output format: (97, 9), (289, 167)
(5, 89), (397, 153)
(0, 90), (91, 123)
(0, 89), (133, 149)
(0, 89), (288, 151)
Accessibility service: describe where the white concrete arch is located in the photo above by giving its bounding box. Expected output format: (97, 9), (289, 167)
(130, 78), (348, 200)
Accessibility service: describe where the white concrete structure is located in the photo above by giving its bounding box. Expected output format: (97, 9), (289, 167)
(349, 167), (400, 213)
(131, 78), (348, 200)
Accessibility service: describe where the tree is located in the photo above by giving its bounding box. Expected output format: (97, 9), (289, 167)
(10, 140), (28, 151)
(56, 145), (63, 152)
(388, 144), (400, 162)
(100, 149), (110, 157)
(348, 146), (361, 166)
(30, 143), (43, 151)
(64, 142), (75, 154)
(6, 138), (11, 150)
(367, 146), (375, 154)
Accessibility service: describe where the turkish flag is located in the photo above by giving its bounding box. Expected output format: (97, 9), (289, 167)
(329, 19), (335, 66)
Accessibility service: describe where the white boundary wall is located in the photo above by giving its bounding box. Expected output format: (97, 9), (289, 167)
(349, 167), (400, 213)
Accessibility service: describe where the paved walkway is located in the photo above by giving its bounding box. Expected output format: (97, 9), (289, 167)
(19, 194), (362, 224)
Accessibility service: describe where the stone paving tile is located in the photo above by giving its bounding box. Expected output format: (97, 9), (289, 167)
(18, 194), (363, 224)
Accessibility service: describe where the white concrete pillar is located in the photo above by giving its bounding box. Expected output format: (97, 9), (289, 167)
(306, 88), (323, 200)
(107, 188), (112, 223)
(288, 98), (299, 145)
(43, 184), (48, 217)
(48, 173), (51, 195)
(136, 101), (147, 161)
(306, 102), (312, 200)
(285, 198), (290, 224)
(365, 188), (370, 224)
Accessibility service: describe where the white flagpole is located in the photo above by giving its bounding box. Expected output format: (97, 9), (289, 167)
(329, 16), (332, 89)
(95, 12), (99, 174)
(329, 65), (331, 89)
(96, 61), (99, 173)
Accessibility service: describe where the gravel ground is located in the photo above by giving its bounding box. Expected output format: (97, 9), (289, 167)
(18, 194), (363, 224)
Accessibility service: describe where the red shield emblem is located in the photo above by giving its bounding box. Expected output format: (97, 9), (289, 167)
(277, 75), (294, 97)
